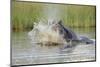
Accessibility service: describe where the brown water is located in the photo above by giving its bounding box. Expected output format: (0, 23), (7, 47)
(11, 27), (96, 66)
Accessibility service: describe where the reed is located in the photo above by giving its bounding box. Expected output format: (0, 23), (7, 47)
(12, 1), (96, 32)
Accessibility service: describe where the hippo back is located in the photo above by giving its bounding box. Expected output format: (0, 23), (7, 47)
(57, 20), (78, 41)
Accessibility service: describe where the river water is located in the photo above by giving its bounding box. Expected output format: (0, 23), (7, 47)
(11, 27), (96, 66)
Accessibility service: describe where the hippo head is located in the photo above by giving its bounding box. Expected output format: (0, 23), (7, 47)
(48, 19), (78, 40)
(48, 20), (68, 41)
(48, 19), (63, 32)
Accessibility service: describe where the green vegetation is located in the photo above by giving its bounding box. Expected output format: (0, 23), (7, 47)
(12, 1), (96, 32)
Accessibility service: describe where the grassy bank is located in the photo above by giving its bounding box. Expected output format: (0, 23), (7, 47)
(12, 1), (96, 32)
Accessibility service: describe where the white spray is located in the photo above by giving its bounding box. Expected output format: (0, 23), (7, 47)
(28, 3), (67, 45)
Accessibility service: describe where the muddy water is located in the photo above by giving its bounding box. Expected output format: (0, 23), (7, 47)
(11, 28), (96, 66)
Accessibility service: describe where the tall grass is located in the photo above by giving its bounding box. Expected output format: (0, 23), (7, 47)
(12, 1), (96, 32)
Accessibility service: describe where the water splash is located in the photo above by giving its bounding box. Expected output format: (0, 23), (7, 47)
(28, 4), (67, 45)
(41, 3), (63, 22)
(28, 20), (67, 46)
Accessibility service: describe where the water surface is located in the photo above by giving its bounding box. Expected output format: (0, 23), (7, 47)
(12, 27), (95, 65)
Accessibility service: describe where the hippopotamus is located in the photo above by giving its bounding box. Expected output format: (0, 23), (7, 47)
(48, 20), (95, 47)
(48, 20), (78, 41)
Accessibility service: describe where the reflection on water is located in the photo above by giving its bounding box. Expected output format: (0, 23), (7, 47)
(12, 27), (95, 66)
